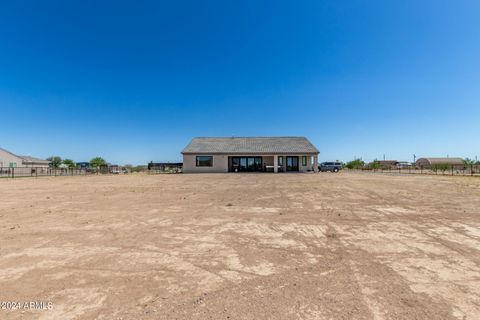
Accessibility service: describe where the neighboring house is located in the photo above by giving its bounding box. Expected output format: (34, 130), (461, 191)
(0, 147), (50, 168)
(416, 157), (465, 169)
(76, 162), (91, 169)
(21, 156), (51, 168)
(376, 160), (399, 169)
(182, 137), (319, 173)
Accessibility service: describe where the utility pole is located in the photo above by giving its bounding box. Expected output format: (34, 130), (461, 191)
(413, 154), (416, 164)
(383, 154), (385, 161)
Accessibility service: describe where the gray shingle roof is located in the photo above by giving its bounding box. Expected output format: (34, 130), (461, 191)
(182, 137), (319, 154)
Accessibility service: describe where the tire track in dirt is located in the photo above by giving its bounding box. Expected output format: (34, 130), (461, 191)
(327, 222), (458, 320)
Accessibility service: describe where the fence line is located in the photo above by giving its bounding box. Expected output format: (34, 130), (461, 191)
(0, 167), (94, 178)
(348, 165), (480, 177)
(147, 163), (183, 174)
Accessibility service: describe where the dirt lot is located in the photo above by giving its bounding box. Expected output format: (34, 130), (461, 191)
(1, 172), (480, 320)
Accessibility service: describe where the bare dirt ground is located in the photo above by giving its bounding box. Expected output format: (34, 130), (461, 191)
(1, 172), (480, 320)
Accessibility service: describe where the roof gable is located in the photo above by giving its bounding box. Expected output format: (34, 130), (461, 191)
(0, 147), (23, 160)
(0, 148), (50, 164)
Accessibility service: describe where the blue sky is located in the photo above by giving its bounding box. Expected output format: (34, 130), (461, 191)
(1, 1), (479, 165)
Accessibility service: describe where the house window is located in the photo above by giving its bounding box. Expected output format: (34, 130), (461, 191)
(196, 156), (213, 167)
(302, 156), (307, 166)
(278, 156), (283, 166)
(9, 162), (17, 168)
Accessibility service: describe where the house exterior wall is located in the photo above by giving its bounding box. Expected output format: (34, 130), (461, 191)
(22, 161), (50, 168)
(183, 154), (229, 173)
(0, 149), (24, 168)
(298, 155), (313, 172)
(183, 153), (316, 173)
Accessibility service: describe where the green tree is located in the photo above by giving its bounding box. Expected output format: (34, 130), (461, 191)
(62, 159), (76, 169)
(463, 158), (475, 166)
(90, 157), (107, 169)
(369, 160), (381, 170)
(47, 156), (62, 168)
(345, 158), (365, 169)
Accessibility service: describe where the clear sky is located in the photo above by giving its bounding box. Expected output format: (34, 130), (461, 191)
(1, 1), (479, 165)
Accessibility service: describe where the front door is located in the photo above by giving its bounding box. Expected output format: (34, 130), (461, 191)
(286, 156), (299, 172)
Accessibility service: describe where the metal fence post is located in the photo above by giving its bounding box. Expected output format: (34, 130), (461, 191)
(12, 167), (14, 179)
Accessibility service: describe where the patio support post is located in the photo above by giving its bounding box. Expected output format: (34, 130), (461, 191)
(313, 155), (319, 173)
(274, 155), (278, 173)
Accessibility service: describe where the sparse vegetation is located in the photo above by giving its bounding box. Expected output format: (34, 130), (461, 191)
(464, 158), (476, 166)
(47, 156), (62, 168)
(62, 159), (76, 169)
(345, 158), (365, 169)
(431, 163), (451, 173)
(369, 160), (381, 170)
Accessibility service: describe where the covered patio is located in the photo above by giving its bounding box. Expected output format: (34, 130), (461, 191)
(228, 155), (318, 173)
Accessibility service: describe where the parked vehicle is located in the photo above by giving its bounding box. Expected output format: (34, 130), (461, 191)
(396, 161), (412, 168)
(319, 162), (342, 172)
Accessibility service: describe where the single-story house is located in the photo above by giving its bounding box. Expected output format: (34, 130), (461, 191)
(416, 157), (465, 169)
(182, 136), (319, 173)
(21, 156), (51, 168)
(0, 147), (50, 168)
(377, 160), (399, 169)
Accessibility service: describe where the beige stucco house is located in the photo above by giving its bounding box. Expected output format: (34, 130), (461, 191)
(0, 147), (50, 168)
(182, 137), (319, 173)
